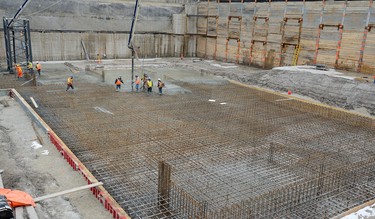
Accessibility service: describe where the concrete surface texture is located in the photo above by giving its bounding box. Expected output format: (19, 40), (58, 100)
(0, 0), (191, 63)
(0, 95), (112, 219)
(2, 0), (375, 74)
(1, 58), (375, 218)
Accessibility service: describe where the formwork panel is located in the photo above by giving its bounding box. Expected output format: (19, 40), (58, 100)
(206, 38), (217, 59)
(362, 31), (375, 74)
(337, 31), (362, 71)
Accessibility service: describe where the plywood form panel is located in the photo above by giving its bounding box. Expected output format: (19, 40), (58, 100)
(344, 10), (368, 30)
(218, 3), (231, 17)
(197, 17), (208, 35)
(217, 17), (228, 38)
(230, 3), (243, 17)
(255, 2), (270, 17)
(362, 32), (375, 73)
(281, 45), (296, 66)
(241, 17), (253, 41)
(207, 17), (218, 36)
(216, 38), (228, 61)
(198, 3), (208, 15)
(239, 45), (250, 65)
(228, 17), (242, 39)
(336, 31), (362, 70)
(251, 43), (266, 67)
(208, 2), (219, 16)
(321, 3), (346, 25)
(226, 39), (240, 63)
(206, 38), (217, 59)
(268, 33), (281, 44)
(242, 3), (256, 17)
(285, 2), (305, 17)
(197, 37), (207, 57)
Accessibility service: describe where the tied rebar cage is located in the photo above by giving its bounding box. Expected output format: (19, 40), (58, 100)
(18, 81), (375, 219)
(3, 18), (32, 73)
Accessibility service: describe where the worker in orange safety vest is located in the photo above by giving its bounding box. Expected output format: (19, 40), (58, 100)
(35, 62), (42, 76)
(15, 64), (23, 79)
(115, 76), (124, 92)
(134, 75), (141, 92)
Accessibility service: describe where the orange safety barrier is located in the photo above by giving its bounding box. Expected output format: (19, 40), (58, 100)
(48, 131), (130, 219)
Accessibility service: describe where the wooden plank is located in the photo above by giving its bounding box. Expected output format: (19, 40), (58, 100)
(34, 182), (103, 203)
(14, 207), (25, 219)
(25, 206), (38, 219)
(30, 97), (38, 108)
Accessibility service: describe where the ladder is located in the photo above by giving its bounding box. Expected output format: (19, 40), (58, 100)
(292, 44), (300, 66)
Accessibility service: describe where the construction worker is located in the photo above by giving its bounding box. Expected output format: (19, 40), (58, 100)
(157, 78), (165, 95)
(27, 61), (34, 75)
(15, 64), (23, 79)
(146, 78), (153, 94)
(66, 76), (74, 91)
(141, 74), (148, 91)
(134, 75), (141, 92)
(115, 76), (124, 92)
(35, 62), (41, 76)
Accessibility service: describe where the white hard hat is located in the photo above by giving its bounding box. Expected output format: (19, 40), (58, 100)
(158, 78), (161, 81)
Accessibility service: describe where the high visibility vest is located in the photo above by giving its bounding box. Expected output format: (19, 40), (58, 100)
(135, 78), (141, 85)
(147, 81), (153, 87)
(36, 64), (41, 70)
(115, 79), (122, 85)
(28, 62), (33, 69)
(16, 67), (23, 76)
(67, 78), (73, 84)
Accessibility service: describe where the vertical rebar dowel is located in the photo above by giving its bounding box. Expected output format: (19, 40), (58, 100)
(317, 163), (325, 196)
(158, 160), (171, 211)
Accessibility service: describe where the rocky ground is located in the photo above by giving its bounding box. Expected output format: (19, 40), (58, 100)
(172, 59), (375, 117)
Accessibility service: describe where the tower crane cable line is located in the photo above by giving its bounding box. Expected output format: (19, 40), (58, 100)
(23, 0), (63, 17)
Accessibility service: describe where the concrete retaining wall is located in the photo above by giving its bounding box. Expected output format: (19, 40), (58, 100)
(27, 32), (183, 61)
(1, 1), (374, 74)
(0, 0), (190, 66)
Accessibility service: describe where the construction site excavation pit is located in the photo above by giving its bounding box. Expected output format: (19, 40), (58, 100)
(6, 59), (375, 219)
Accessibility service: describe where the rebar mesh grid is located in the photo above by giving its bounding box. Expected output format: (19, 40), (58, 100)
(14, 79), (375, 219)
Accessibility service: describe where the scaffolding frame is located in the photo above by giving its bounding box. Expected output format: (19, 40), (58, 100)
(249, 0), (271, 68)
(357, 0), (373, 72)
(313, 0), (347, 66)
(225, 16), (242, 63)
(3, 18), (33, 73)
(279, 0), (305, 66)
